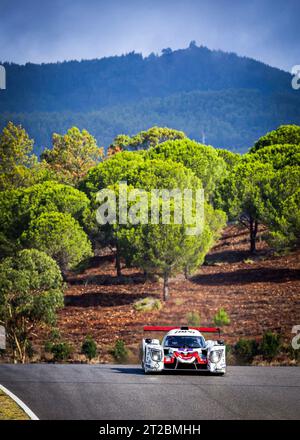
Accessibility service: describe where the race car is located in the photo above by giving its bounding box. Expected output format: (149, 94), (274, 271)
(141, 326), (226, 374)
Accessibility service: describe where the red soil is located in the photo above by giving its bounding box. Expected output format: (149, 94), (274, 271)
(55, 225), (300, 357)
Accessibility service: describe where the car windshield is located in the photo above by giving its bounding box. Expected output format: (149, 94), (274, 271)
(164, 336), (205, 349)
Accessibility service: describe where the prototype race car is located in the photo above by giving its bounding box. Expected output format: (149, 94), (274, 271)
(141, 326), (226, 374)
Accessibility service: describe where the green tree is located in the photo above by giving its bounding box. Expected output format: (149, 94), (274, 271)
(213, 149), (241, 209)
(0, 122), (38, 191)
(182, 204), (226, 277)
(108, 126), (186, 155)
(0, 249), (64, 363)
(119, 222), (188, 300)
(250, 124), (300, 152)
(83, 150), (226, 285)
(215, 148), (241, 169)
(83, 154), (204, 277)
(81, 151), (146, 197)
(81, 152), (152, 275)
(219, 159), (274, 252)
(107, 134), (131, 156)
(262, 167), (300, 250)
(249, 144), (300, 169)
(244, 142), (299, 251)
(213, 308), (231, 326)
(41, 127), (104, 186)
(22, 212), (92, 270)
(16, 181), (91, 225)
(117, 199), (225, 300)
(0, 181), (91, 258)
(147, 139), (226, 198)
(220, 150), (300, 253)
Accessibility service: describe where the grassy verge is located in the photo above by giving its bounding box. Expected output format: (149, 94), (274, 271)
(0, 389), (29, 420)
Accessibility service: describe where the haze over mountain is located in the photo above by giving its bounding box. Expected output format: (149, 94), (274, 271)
(1, 43), (300, 154)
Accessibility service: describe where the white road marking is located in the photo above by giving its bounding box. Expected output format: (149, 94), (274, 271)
(0, 383), (39, 420)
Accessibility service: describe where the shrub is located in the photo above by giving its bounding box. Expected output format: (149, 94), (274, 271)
(112, 339), (128, 362)
(186, 311), (201, 326)
(44, 328), (61, 352)
(260, 331), (281, 360)
(44, 328), (73, 362)
(225, 344), (237, 365)
(49, 342), (73, 362)
(213, 308), (231, 326)
(81, 335), (97, 361)
(133, 297), (162, 312)
(48, 328), (61, 341)
(235, 338), (259, 363)
(25, 341), (35, 360)
(243, 258), (255, 264)
(287, 347), (300, 362)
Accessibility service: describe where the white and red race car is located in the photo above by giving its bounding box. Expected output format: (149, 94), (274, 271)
(141, 326), (226, 374)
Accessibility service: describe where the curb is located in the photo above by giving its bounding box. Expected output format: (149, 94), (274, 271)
(0, 384), (39, 420)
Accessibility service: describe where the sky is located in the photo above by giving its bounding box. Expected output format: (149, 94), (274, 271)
(0, 0), (299, 71)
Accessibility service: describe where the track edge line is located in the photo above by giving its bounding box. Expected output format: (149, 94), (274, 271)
(0, 383), (39, 420)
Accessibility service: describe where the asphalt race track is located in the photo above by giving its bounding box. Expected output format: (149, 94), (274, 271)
(0, 365), (299, 420)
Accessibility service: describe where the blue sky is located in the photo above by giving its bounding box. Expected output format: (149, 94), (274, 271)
(0, 0), (299, 71)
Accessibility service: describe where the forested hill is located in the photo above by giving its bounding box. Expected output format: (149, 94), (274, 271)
(1, 43), (300, 153)
(0, 44), (293, 112)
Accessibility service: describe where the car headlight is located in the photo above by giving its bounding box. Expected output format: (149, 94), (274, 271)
(209, 350), (223, 363)
(150, 349), (162, 362)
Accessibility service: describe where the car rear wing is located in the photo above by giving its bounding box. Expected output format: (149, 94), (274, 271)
(144, 326), (221, 337)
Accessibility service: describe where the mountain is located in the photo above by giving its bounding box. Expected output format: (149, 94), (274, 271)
(1, 44), (300, 153)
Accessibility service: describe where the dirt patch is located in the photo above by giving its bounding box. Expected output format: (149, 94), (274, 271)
(38, 225), (299, 359)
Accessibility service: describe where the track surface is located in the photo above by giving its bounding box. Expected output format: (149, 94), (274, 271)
(0, 365), (299, 420)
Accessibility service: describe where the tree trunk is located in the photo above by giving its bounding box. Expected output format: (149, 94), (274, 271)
(163, 273), (169, 301)
(115, 241), (121, 277)
(184, 266), (189, 280)
(61, 270), (68, 282)
(13, 333), (23, 363)
(249, 218), (258, 253)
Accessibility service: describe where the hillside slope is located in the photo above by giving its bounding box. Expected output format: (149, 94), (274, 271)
(30, 225), (299, 362)
(2, 89), (300, 154)
(0, 45), (293, 112)
(1, 44), (300, 152)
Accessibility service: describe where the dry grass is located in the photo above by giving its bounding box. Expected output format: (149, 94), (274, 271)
(0, 389), (29, 420)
